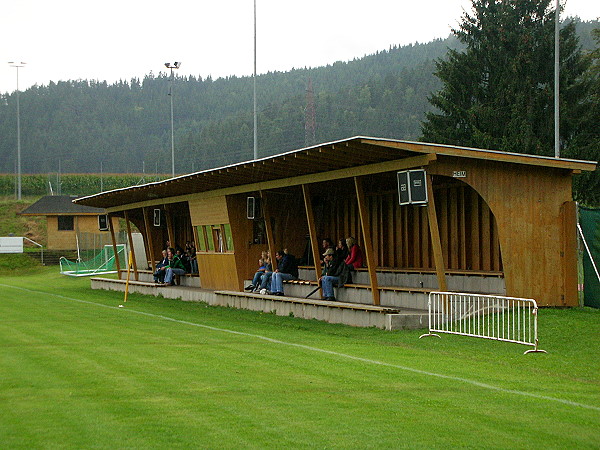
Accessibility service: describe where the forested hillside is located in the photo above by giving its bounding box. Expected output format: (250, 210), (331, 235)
(0, 19), (596, 176)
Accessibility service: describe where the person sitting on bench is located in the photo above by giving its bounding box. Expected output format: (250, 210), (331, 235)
(320, 248), (351, 301)
(163, 247), (187, 286)
(245, 251), (271, 292)
(154, 249), (169, 283)
(269, 249), (298, 296)
(344, 236), (364, 270)
(336, 238), (349, 262)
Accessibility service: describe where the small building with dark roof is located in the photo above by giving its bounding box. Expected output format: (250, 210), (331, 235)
(20, 195), (120, 250)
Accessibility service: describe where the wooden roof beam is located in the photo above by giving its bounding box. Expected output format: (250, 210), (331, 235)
(361, 138), (597, 171)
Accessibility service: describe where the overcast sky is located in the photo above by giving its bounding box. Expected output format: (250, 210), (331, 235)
(1, 0), (598, 93)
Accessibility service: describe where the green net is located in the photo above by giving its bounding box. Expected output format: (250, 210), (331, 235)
(579, 207), (600, 308)
(60, 244), (126, 277)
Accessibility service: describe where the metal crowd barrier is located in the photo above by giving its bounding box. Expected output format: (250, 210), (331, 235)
(420, 292), (546, 354)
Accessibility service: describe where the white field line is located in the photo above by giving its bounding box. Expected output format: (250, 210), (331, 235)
(3, 283), (599, 413)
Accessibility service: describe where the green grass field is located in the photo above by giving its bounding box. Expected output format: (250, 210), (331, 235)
(1, 267), (599, 448)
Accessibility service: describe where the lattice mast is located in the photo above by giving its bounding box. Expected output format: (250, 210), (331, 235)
(305, 78), (316, 147)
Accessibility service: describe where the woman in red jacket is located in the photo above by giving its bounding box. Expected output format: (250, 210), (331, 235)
(344, 236), (363, 269)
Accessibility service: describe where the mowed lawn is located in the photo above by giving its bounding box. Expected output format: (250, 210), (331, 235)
(0, 268), (598, 448)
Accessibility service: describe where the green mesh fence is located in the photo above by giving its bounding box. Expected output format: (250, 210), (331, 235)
(579, 207), (600, 308)
(60, 244), (126, 277)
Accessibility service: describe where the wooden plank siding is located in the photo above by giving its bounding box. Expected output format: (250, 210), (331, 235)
(45, 215), (116, 251)
(197, 253), (238, 291)
(315, 176), (501, 273)
(429, 157), (576, 305)
(189, 196), (229, 225)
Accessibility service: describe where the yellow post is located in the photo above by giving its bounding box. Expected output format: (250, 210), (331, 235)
(123, 250), (133, 304)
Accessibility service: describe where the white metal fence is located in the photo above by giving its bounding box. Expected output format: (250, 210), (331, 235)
(420, 292), (546, 354)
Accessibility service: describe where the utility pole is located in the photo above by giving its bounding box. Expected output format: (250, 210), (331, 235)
(58, 159), (61, 195)
(253, 0), (258, 160)
(554, 0), (560, 158)
(164, 62), (181, 177)
(8, 62), (26, 200)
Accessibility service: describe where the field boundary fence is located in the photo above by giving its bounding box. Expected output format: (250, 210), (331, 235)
(420, 292), (546, 354)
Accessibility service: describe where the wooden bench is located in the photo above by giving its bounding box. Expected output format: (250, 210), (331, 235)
(298, 265), (503, 277)
(119, 269), (199, 286)
(344, 283), (432, 294)
(283, 279), (432, 294)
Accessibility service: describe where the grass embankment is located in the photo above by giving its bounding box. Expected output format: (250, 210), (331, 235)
(0, 267), (598, 448)
(0, 196), (46, 247)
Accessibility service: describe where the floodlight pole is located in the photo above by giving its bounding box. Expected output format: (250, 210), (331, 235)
(8, 62), (26, 200)
(253, 0), (258, 160)
(165, 62), (181, 177)
(554, 0), (560, 158)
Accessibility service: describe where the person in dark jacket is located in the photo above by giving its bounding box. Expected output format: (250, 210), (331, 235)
(269, 250), (298, 296)
(176, 247), (191, 273)
(320, 248), (351, 301)
(154, 249), (169, 283)
(335, 238), (349, 262)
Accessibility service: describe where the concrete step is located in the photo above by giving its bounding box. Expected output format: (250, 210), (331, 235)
(246, 279), (430, 310)
(297, 267), (505, 295)
(90, 276), (429, 330)
(216, 290), (428, 330)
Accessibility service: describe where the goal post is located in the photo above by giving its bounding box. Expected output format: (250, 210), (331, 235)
(60, 244), (127, 277)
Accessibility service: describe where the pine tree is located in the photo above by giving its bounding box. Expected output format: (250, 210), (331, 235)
(566, 27), (600, 205)
(421, 0), (590, 156)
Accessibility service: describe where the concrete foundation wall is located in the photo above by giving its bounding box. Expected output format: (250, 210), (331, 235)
(90, 277), (428, 330)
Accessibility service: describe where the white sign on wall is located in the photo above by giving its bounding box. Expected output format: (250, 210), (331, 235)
(0, 237), (24, 254)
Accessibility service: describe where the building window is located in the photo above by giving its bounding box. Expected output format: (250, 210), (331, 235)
(58, 216), (74, 231)
(196, 224), (234, 253)
(196, 226), (207, 251)
(224, 224), (234, 251)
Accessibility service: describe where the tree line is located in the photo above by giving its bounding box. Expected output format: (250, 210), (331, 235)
(0, 12), (597, 203)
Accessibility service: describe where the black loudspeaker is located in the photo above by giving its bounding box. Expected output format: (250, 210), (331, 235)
(98, 214), (109, 231)
(247, 197), (261, 219)
(153, 209), (161, 227)
(397, 169), (428, 206)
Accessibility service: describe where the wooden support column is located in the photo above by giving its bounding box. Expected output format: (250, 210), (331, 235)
(426, 174), (447, 291)
(302, 185), (322, 294)
(143, 207), (156, 274)
(165, 205), (175, 247)
(123, 211), (139, 281)
(107, 213), (121, 279)
(560, 201), (578, 306)
(260, 191), (277, 271)
(354, 176), (380, 306)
